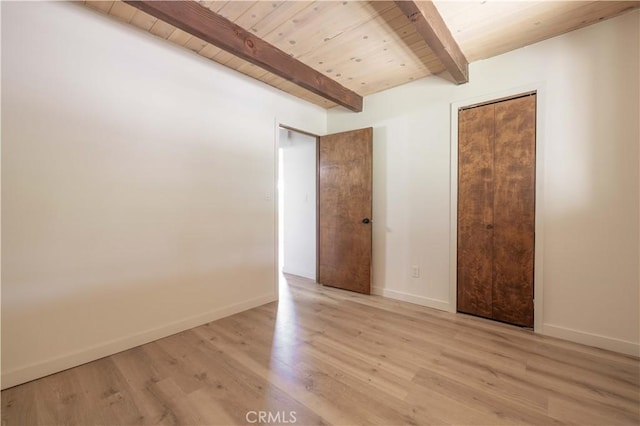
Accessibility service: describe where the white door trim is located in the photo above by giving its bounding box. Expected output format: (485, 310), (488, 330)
(274, 120), (321, 298)
(273, 117), (281, 301)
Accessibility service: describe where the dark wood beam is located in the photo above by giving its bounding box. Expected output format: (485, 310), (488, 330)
(395, 1), (469, 84)
(123, 1), (363, 112)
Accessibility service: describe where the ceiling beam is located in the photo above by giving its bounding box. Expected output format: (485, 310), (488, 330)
(395, 1), (469, 84)
(124, 1), (363, 112)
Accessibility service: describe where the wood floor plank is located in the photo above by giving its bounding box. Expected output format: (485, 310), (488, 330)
(2, 273), (638, 425)
(46, 367), (100, 425)
(1, 380), (38, 425)
(412, 366), (565, 425)
(109, 347), (175, 425)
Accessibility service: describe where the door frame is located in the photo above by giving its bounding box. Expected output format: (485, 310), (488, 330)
(449, 83), (546, 333)
(274, 121), (320, 300)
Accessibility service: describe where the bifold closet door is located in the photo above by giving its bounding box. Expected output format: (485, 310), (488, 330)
(457, 95), (536, 327)
(457, 104), (495, 319)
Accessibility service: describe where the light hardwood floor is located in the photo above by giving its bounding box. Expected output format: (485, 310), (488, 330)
(2, 274), (639, 425)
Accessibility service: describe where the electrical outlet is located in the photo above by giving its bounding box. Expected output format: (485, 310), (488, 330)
(411, 266), (420, 278)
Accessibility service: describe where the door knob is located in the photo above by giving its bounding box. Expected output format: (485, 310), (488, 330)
(362, 218), (371, 224)
(486, 224), (494, 230)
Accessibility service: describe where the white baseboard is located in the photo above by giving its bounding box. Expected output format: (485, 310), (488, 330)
(373, 289), (639, 357)
(542, 323), (639, 357)
(1, 293), (276, 390)
(372, 286), (450, 312)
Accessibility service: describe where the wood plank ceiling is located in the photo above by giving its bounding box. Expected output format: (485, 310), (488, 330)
(83, 1), (639, 111)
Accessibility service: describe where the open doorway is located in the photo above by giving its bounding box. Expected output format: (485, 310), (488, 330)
(276, 125), (373, 297)
(278, 127), (318, 283)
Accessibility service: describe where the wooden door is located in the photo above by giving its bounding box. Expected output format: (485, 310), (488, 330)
(318, 127), (373, 294)
(457, 104), (495, 319)
(492, 97), (536, 326)
(457, 94), (536, 327)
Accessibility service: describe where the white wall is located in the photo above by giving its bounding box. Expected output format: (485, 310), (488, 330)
(279, 129), (317, 280)
(328, 10), (640, 356)
(1, 1), (326, 388)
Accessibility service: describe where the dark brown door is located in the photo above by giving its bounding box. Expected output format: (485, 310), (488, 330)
(457, 94), (536, 327)
(457, 104), (495, 319)
(318, 127), (372, 294)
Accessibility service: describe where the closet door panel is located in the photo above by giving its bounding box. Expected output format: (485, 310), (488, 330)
(492, 95), (536, 327)
(457, 104), (495, 318)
